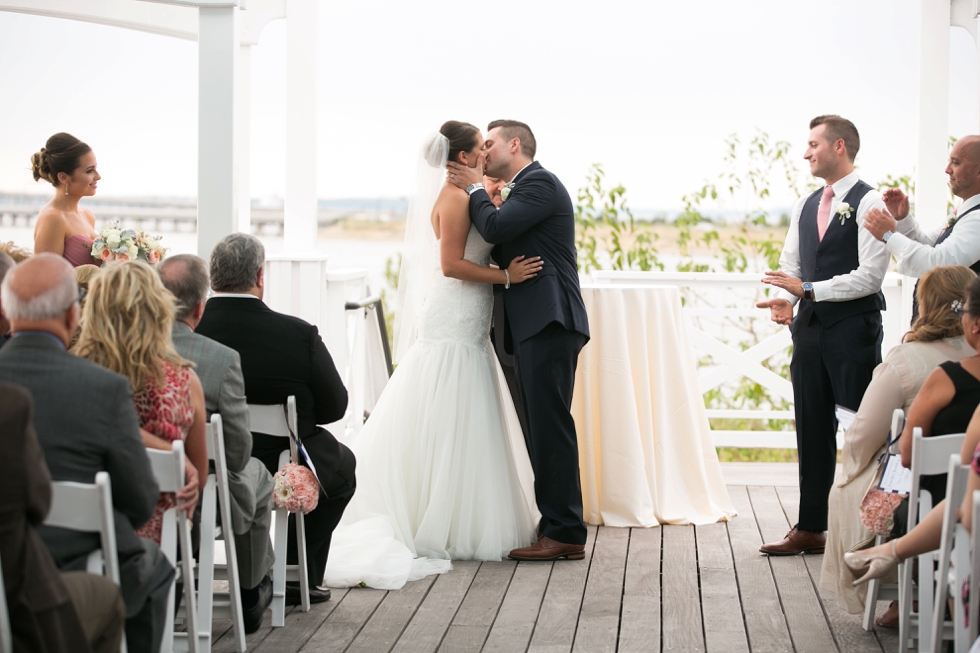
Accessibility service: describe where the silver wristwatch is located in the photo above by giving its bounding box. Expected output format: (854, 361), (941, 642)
(882, 231), (895, 243)
(465, 183), (484, 195)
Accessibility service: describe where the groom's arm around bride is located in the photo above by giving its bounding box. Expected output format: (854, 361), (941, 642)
(447, 120), (591, 561)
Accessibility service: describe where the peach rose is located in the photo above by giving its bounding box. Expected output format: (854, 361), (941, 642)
(147, 249), (160, 265)
(115, 252), (130, 262)
(100, 248), (112, 262)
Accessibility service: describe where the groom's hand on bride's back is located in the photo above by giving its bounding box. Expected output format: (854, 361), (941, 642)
(446, 154), (484, 190)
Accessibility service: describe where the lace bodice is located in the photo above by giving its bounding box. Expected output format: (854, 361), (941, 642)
(417, 224), (495, 347)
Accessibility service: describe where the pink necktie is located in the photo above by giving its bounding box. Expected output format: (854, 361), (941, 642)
(817, 186), (835, 241)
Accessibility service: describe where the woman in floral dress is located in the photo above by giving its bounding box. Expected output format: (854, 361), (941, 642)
(74, 260), (208, 542)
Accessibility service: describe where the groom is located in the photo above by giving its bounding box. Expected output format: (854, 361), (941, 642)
(448, 120), (591, 561)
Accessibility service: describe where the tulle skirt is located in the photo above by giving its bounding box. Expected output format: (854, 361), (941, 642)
(324, 337), (538, 590)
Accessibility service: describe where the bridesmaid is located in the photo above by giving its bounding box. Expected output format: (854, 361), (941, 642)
(31, 133), (103, 267)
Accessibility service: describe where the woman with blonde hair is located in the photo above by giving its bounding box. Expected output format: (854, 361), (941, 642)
(821, 265), (976, 620)
(74, 261), (208, 541)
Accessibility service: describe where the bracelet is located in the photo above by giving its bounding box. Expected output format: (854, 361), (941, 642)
(466, 183), (485, 195)
(504, 269), (511, 289)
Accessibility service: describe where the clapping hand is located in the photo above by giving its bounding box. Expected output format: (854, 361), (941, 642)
(882, 188), (910, 221)
(761, 271), (804, 298)
(756, 298), (794, 326)
(863, 208), (897, 241)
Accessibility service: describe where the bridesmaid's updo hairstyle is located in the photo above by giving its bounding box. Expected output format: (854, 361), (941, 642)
(904, 265), (976, 343)
(31, 133), (91, 187)
(439, 121), (480, 164)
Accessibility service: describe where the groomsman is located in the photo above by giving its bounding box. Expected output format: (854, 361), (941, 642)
(863, 136), (980, 278)
(757, 115), (889, 555)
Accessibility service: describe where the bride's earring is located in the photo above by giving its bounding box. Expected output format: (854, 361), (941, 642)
(63, 179), (69, 196)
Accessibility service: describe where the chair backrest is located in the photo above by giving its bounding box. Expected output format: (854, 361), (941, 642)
(247, 396), (297, 439)
(888, 409), (904, 454)
(44, 471), (121, 585)
(0, 550), (10, 653)
(970, 488), (980, 642)
(146, 440), (186, 494)
(248, 396), (299, 464)
(204, 414), (233, 535)
(909, 429), (966, 521)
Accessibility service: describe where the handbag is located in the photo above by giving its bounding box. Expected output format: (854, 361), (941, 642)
(859, 426), (912, 536)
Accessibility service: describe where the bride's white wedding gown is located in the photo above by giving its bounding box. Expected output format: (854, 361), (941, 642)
(324, 224), (539, 590)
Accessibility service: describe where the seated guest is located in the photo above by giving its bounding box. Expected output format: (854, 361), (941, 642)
(845, 402), (980, 585)
(197, 233), (354, 603)
(0, 241), (32, 263)
(157, 253), (276, 633)
(69, 264), (100, 349)
(0, 251), (13, 347)
(0, 254), (174, 653)
(74, 261), (209, 541)
(821, 265), (976, 617)
(0, 381), (125, 653)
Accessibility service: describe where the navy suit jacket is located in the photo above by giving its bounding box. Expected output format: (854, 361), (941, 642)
(469, 161), (590, 345)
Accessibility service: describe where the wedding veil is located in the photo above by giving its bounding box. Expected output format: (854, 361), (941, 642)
(392, 132), (448, 363)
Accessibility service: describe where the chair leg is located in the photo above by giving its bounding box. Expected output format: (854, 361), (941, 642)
(296, 511), (310, 612)
(899, 559), (914, 651)
(178, 513), (200, 653)
(196, 480), (217, 652)
(271, 507), (288, 628)
(864, 576), (881, 631)
(217, 498), (246, 651)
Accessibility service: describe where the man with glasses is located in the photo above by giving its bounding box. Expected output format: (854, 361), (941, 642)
(0, 254), (175, 653)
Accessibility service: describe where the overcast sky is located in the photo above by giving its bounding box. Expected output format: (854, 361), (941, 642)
(0, 0), (978, 211)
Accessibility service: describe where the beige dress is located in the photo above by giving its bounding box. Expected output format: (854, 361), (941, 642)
(820, 336), (973, 613)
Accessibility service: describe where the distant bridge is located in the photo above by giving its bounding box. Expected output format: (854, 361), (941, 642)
(0, 193), (404, 235)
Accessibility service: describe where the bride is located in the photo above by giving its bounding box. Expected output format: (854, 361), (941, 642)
(324, 122), (543, 589)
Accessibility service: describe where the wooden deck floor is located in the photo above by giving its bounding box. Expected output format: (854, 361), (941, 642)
(209, 483), (900, 653)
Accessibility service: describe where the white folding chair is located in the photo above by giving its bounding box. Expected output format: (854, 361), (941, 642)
(930, 455), (971, 652)
(970, 489), (980, 644)
(247, 396), (309, 627)
(146, 441), (200, 653)
(899, 429), (967, 652)
(0, 551), (11, 653)
(863, 408), (905, 631)
(45, 471), (125, 653)
(183, 414), (246, 652)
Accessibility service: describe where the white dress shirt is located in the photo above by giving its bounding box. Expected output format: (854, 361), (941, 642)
(776, 171), (889, 306)
(887, 193), (980, 277)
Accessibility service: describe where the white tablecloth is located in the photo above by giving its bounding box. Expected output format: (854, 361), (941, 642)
(573, 284), (736, 527)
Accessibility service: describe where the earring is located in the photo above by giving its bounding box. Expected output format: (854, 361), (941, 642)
(64, 182), (69, 196)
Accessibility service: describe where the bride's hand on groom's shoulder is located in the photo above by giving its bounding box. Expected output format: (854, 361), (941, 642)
(447, 154), (484, 190)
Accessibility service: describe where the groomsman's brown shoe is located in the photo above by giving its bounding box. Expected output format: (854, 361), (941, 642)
(759, 527), (826, 556)
(509, 536), (585, 561)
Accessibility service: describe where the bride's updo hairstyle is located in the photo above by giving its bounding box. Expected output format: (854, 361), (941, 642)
(904, 265), (975, 343)
(31, 133), (91, 187)
(439, 121), (480, 165)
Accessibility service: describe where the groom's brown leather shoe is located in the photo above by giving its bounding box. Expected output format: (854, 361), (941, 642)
(509, 536), (585, 561)
(759, 527), (826, 556)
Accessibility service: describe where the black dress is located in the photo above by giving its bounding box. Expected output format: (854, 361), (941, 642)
(892, 360), (980, 536)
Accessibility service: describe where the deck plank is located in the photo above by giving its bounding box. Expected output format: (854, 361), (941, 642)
(572, 526), (629, 653)
(390, 560), (481, 653)
(661, 525), (706, 652)
(437, 561), (516, 653)
(300, 587), (387, 652)
(253, 589), (349, 653)
(482, 562), (553, 653)
(750, 486), (838, 653)
(526, 525), (598, 653)
(345, 575), (438, 653)
(619, 527), (661, 653)
(211, 606), (296, 653)
(726, 486), (795, 653)
(696, 521), (749, 653)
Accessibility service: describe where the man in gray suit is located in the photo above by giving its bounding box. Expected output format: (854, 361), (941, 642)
(158, 254), (276, 633)
(0, 254), (175, 653)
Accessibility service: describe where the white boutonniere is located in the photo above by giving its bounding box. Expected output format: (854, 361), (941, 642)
(835, 201), (854, 225)
(501, 182), (516, 202)
(947, 213), (958, 229)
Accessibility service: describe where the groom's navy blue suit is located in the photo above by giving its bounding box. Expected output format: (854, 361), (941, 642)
(468, 161), (590, 545)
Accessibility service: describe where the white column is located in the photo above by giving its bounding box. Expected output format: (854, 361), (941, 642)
(197, 6), (238, 259)
(916, 0), (951, 230)
(283, 0), (319, 251)
(236, 43), (252, 234)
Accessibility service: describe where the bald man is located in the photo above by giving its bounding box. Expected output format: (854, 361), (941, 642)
(865, 135), (980, 280)
(0, 254), (174, 653)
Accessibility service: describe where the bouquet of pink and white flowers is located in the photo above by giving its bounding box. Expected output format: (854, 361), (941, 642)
(91, 221), (167, 265)
(272, 463), (320, 514)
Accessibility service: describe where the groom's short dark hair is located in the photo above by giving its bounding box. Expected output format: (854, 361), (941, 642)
(810, 115), (860, 161)
(488, 120), (536, 160)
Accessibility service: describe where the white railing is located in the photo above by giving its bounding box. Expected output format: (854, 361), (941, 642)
(589, 270), (907, 449)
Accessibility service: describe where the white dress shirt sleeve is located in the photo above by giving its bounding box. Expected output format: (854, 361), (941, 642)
(887, 213), (980, 277)
(774, 197), (806, 307)
(811, 190), (889, 302)
(894, 212), (944, 246)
